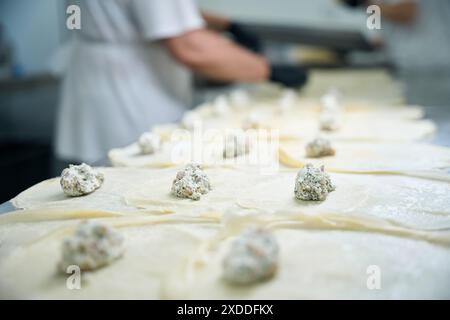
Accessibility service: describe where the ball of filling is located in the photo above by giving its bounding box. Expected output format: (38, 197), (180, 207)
(279, 89), (297, 113)
(181, 111), (202, 131)
(229, 90), (250, 108)
(223, 134), (250, 159)
(320, 89), (342, 113)
(138, 132), (161, 155)
(60, 163), (104, 197)
(171, 164), (211, 200)
(319, 111), (341, 131)
(243, 112), (266, 130)
(223, 228), (279, 285)
(305, 137), (336, 158)
(59, 220), (124, 272)
(212, 95), (231, 116)
(294, 164), (336, 201)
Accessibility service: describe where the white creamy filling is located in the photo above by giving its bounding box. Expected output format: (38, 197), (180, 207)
(294, 164), (336, 201)
(59, 220), (124, 272)
(181, 111), (202, 131)
(223, 228), (279, 284)
(171, 164), (212, 200)
(212, 95), (231, 116)
(229, 89), (250, 108)
(278, 89), (298, 113)
(138, 132), (161, 155)
(242, 112), (266, 130)
(305, 137), (336, 158)
(60, 163), (104, 197)
(319, 111), (341, 131)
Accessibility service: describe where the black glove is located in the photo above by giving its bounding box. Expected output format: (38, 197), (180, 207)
(340, 0), (367, 8)
(269, 65), (309, 88)
(227, 22), (262, 53)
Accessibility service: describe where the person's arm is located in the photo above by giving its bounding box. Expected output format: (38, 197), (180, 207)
(201, 11), (262, 53)
(164, 29), (269, 82)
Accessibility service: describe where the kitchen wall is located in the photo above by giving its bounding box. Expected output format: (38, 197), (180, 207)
(0, 0), (65, 75)
(197, 0), (368, 31)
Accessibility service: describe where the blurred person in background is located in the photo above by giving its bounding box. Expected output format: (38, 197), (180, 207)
(56, 0), (307, 164)
(343, 0), (450, 71)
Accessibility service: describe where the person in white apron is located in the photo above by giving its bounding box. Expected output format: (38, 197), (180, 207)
(56, 0), (308, 164)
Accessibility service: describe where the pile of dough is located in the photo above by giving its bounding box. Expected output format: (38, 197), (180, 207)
(109, 130), (279, 170)
(1, 193), (450, 299)
(300, 69), (406, 105)
(279, 141), (450, 176)
(2, 72), (450, 299)
(164, 228), (450, 299)
(11, 168), (160, 214)
(7, 165), (450, 232)
(0, 221), (218, 299)
(109, 104), (434, 169)
(1, 166), (449, 300)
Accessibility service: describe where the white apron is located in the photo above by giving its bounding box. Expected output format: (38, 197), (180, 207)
(55, 0), (204, 163)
